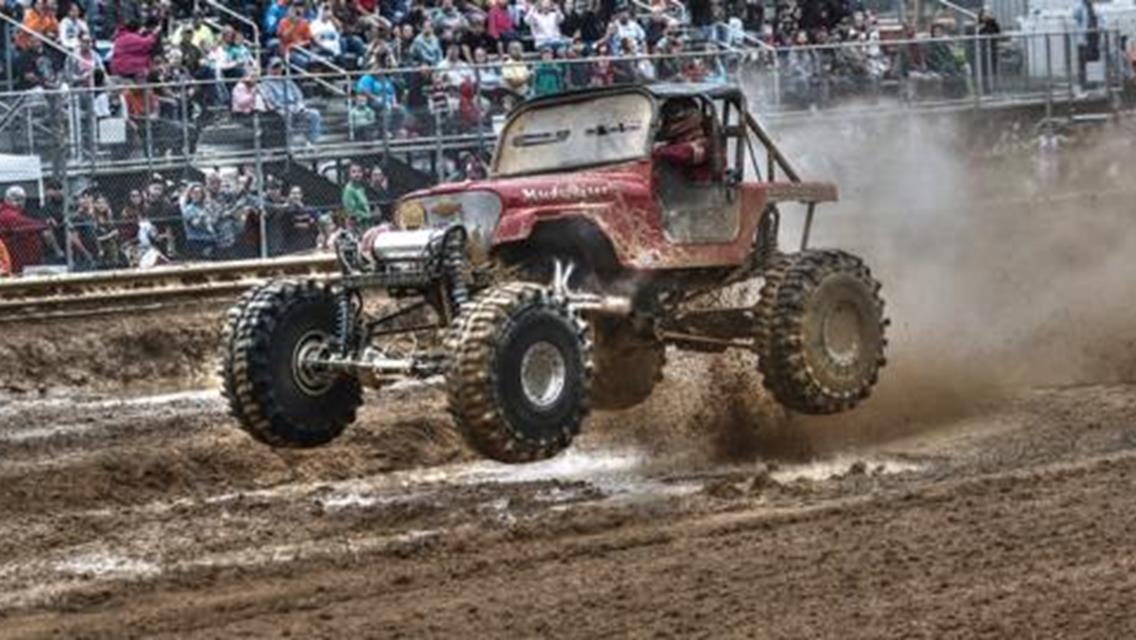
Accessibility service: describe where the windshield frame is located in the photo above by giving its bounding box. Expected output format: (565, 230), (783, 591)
(490, 88), (660, 178)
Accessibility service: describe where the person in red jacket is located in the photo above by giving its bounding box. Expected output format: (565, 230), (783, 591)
(109, 21), (159, 78)
(0, 237), (11, 277)
(653, 98), (713, 183)
(0, 186), (54, 274)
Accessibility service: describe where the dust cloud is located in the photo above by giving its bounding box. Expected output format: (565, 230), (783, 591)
(779, 113), (1136, 389)
(594, 111), (1136, 463)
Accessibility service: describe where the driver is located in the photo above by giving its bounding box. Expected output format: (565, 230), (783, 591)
(653, 98), (712, 183)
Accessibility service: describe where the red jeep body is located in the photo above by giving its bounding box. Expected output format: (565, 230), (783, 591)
(393, 84), (837, 274)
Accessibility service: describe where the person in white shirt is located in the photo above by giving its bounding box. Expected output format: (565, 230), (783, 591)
(612, 10), (646, 49)
(310, 3), (366, 67)
(526, 0), (565, 51)
(65, 35), (103, 86)
(58, 3), (91, 50)
(135, 212), (170, 268)
(472, 47), (501, 90)
(436, 44), (475, 88)
(310, 4), (344, 58)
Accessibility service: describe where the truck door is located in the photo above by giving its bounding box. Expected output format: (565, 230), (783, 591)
(654, 97), (741, 245)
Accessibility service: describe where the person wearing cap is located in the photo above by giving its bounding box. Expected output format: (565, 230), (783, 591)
(261, 57), (323, 146)
(0, 187), (56, 274)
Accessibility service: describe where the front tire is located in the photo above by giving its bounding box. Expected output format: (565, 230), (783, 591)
(757, 250), (887, 414)
(223, 281), (362, 447)
(447, 283), (592, 463)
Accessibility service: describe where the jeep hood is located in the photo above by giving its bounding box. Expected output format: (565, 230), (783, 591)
(399, 165), (649, 211)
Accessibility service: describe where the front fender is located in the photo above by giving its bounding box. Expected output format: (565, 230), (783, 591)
(491, 204), (641, 268)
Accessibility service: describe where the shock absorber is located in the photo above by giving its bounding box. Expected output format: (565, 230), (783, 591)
(334, 287), (357, 355)
(441, 225), (470, 315)
(754, 205), (781, 269)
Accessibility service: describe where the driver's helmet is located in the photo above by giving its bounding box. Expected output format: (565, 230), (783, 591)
(659, 98), (703, 142)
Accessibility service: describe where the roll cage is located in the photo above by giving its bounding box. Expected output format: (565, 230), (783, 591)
(490, 83), (809, 186)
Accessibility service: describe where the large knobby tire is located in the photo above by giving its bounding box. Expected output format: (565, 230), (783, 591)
(757, 250), (887, 414)
(446, 282), (592, 463)
(591, 324), (665, 411)
(223, 280), (362, 447)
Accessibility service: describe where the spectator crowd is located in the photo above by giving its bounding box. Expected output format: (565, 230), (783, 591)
(0, 162), (401, 274)
(2, 0), (764, 153)
(0, 0), (1028, 276)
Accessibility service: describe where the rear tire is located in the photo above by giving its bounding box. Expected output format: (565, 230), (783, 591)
(447, 283), (592, 463)
(591, 321), (665, 411)
(223, 281), (362, 447)
(757, 250), (887, 414)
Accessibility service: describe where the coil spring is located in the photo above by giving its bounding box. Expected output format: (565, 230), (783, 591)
(755, 207), (781, 269)
(441, 225), (470, 314)
(334, 286), (356, 354)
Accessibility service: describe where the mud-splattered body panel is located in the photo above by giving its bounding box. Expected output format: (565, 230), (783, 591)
(404, 161), (837, 272)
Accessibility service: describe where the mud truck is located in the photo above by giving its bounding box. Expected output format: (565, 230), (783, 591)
(221, 83), (888, 463)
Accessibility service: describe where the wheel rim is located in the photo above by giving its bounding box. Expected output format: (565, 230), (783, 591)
(822, 301), (863, 367)
(520, 341), (567, 409)
(292, 330), (334, 396)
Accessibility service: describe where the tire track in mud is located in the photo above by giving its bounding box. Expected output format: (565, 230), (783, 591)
(0, 382), (940, 617)
(1, 295), (1135, 636)
(8, 429), (1136, 639)
(2, 378), (1135, 632)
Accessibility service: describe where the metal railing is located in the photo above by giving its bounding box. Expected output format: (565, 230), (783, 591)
(288, 45), (350, 96)
(0, 31), (1126, 171)
(0, 253), (337, 321)
(755, 29), (1128, 119)
(0, 11), (90, 87)
(205, 0), (262, 64)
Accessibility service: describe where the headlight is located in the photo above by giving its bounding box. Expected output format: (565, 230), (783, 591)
(394, 191), (502, 263)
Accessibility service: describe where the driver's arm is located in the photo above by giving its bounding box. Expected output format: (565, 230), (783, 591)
(653, 138), (708, 167)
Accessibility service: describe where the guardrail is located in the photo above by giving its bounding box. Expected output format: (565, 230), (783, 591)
(205, 0), (262, 64)
(752, 29), (1127, 118)
(0, 254), (337, 321)
(0, 12), (90, 88)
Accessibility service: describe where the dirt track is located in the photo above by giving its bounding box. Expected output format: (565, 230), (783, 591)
(1, 343), (1135, 639)
(2, 120), (1136, 638)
